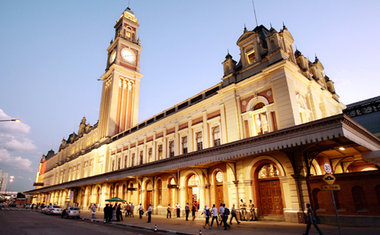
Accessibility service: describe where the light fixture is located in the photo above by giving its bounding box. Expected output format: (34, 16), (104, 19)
(338, 147), (345, 151)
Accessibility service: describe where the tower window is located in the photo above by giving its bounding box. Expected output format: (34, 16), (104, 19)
(246, 48), (256, 64)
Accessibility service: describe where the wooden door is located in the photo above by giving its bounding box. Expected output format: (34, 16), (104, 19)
(187, 187), (193, 204)
(145, 191), (152, 209)
(215, 185), (224, 206)
(258, 179), (283, 215)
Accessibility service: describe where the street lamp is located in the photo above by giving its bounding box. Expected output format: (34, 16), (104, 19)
(0, 119), (21, 122)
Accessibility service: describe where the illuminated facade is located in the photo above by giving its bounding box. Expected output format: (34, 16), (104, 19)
(29, 7), (380, 224)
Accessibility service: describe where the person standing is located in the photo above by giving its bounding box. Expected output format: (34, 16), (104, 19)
(130, 203), (135, 217)
(201, 205), (211, 229)
(229, 204), (240, 224)
(210, 204), (219, 227)
(116, 204), (123, 221)
(91, 203), (97, 220)
(185, 203), (190, 221)
(191, 203), (196, 221)
(222, 204), (231, 230)
(167, 204), (172, 218)
(304, 203), (323, 235)
(249, 200), (255, 221)
(147, 204), (152, 223)
(104, 204), (109, 222)
(239, 199), (247, 221)
(176, 203), (180, 218)
(138, 203), (144, 219)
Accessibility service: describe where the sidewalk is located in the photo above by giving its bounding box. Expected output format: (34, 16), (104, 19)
(80, 210), (380, 235)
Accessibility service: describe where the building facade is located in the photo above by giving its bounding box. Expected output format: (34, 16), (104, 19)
(28, 7), (380, 224)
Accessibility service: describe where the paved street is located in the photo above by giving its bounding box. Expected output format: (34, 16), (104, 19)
(0, 208), (165, 235)
(2, 208), (380, 235)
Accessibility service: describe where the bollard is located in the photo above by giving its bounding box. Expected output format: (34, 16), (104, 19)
(154, 224), (158, 232)
(199, 230), (202, 235)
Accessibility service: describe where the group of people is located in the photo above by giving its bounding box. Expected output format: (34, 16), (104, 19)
(103, 203), (124, 222)
(167, 202), (198, 221)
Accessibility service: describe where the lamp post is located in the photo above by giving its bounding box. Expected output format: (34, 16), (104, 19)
(0, 119), (21, 122)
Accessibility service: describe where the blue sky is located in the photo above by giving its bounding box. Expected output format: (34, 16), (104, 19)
(0, 0), (379, 192)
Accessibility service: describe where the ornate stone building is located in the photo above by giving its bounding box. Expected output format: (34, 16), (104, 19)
(28, 7), (380, 224)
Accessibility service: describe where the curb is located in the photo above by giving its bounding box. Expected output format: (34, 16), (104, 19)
(82, 217), (193, 235)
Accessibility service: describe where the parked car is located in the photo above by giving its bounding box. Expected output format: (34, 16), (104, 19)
(50, 205), (63, 215)
(61, 207), (80, 219)
(41, 205), (53, 214)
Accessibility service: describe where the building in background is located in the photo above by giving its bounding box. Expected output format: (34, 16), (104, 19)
(27, 7), (380, 225)
(0, 169), (8, 193)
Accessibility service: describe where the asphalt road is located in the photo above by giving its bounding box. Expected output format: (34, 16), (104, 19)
(0, 208), (166, 235)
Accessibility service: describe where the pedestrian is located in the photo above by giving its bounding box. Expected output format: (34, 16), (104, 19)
(116, 203), (123, 221)
(230, 204), (240, 224)
(91, 203), (97, 220)
(239, 199), (247, 221)
(201, 205), (211, 229)
(185, 203), (190, 221)
(218, 203), (224, 223)
(304, 203), (323, 235)
(107, 203), (113, 222)
(130, 202), (135, 217)
(191, 203), (196, 221)
(249, 199), (255, 221)
(138, 203), (144, 219)
(167, 203), (172, 218)
(222, 204), (231, 230)
(124, 203), (129, 218)
(104, 204), (109, 222)
(147, 204), (152, 223)
(210, 204), (219, 227)
(176, 203), (180, 218)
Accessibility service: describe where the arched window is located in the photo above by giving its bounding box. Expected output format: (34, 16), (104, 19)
(352, 186), (367, 211)
(212, 126), (221, 147)
(258, 163), (279, 179)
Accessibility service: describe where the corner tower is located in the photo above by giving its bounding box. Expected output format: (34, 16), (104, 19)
(98, 7), (143, 138)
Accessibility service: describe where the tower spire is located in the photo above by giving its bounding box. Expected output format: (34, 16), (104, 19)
(252, 0), (259, 27)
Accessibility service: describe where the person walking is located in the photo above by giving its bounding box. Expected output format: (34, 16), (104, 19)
(201, 205), (211, 229)
(218, 203), (224, 223)
(230, 204), (240, 224)
(138, 203), (144, 219)
(147, 204), (152, 223)
(91, 203), (97, 220)
(185, 203), (190, 221)
(210, 204), (219, 228)
(191, 203), (196, 221)
(222, 204), (231, 230)
(176, 203), (180, 218)
(304, 203), (323, 235)
(167, 203), (172, 218)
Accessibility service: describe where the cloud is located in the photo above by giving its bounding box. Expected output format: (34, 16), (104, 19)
(0, 148), (33, 172)
(0, 109), (37, 173)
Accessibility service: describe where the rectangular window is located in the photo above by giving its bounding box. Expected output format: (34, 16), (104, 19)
(182, 136), (188, 154)
(139, 151), (143, 165)
(158, 145), (162, 160)
(196, 132), (203, 150)
(169, 141), (175, 157)
(148, 148), (152, 162)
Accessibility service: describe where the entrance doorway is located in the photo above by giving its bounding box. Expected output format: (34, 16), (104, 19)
(145, 181), (153, 209)
(187, 174), (199, 205)
(214, 171), (224, 206)
(257, 163), (283, 215)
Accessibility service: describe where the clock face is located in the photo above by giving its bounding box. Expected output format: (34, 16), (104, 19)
(216, 171), (223, 183)
(121, 48), (136, 63)
(109, 50), (116, 63)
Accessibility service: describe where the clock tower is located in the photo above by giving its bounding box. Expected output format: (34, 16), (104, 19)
(98, 7), (143, 138)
